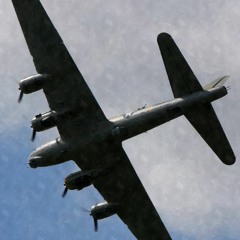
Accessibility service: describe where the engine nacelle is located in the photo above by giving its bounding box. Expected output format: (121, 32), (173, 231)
(90, 202), (119, 220)
(64, 170), (92, 190)
(31, 110), (82, 133)
(19, 74), (50, 94)
(31, 111), (58, 132)
(89, 201), (119, 231)
(64, 167), (114, 191)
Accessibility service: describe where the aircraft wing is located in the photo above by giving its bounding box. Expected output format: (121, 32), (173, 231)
(74, 143), (172, 240)
(12, 1), (172, 238)
(12, 0), (108, 139)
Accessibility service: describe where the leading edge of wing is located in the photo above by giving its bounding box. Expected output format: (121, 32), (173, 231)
(74, 143), (172, 240)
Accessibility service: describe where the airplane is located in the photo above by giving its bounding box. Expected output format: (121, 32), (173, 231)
(11, 0), (235, 239)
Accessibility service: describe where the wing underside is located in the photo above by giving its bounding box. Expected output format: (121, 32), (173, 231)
(13, 1), (172, 238)
(74, 143), (172, 240)
(12, 0), (108, 139)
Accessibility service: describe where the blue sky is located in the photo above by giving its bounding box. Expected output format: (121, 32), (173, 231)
(1, 0), (240, 239)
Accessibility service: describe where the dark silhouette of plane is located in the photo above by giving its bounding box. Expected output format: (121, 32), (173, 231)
(12, 0), (235, 239)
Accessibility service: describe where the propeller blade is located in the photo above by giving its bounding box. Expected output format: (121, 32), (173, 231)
(94, 218), (98, 232)
(81, 207), (89, 213)
(62, 187), (68, 198)
(18, 91), (24, 103)
(31, 129), (36, 141)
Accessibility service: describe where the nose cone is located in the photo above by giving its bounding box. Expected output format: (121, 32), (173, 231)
(28, 156), (42, 168)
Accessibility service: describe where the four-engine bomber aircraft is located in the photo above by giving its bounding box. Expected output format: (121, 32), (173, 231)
(12, 0), (235, 239)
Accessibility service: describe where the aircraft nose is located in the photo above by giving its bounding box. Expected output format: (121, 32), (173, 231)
(28, 156), (41, 168)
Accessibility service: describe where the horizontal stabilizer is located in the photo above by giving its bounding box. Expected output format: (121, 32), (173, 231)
(157, 32), (235, 165)
(185, 104), (235, 165)
(157, 32), (203, 98)
(204, 75), (229, 90)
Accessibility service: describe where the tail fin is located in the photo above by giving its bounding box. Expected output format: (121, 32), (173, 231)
(204, 75), (229, 90)
(157, 33), (235, 165)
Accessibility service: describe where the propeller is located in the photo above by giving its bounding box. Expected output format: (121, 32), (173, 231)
(84, 207), (99, 232)
(18, 90), (24, 103)
(31, 129), (37, 141)
(93, 218), (98, 232)
(61, 187), (68, 198)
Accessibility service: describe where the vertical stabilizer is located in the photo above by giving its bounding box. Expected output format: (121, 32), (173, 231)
(203, 75), (229, 90)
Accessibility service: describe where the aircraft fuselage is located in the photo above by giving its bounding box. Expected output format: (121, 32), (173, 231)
(29, 86), (227, 168)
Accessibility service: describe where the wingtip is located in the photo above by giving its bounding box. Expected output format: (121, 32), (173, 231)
(222, 154), (236, 166)
(157, 32), (172, 44)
